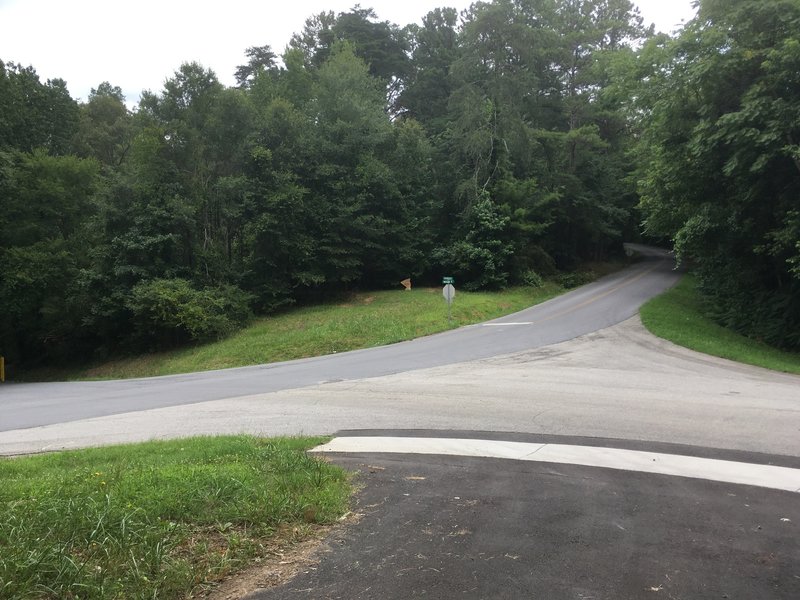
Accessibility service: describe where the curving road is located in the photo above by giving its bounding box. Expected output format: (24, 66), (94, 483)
(4, 245), (799, 599)
(0, 245), (679, 432)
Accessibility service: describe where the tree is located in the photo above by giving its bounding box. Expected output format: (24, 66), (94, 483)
(235, 45), (278, 87)
(132, 63), (256, 283)
(289, 43), (396, 286)
(638, 0), (800, 349)
(0, 151), (99, 364)
(72, 82), (132, 167)
(332, 7), (410, 83)
(433, 192), (515, 289)
(399, 7), (461, 130)
(0, 61), (79, 155)
(289, 7), (409, 107)
(289, 11), (338, 69)
(428, 0), (645, 282)
(5, 0), (741, 371)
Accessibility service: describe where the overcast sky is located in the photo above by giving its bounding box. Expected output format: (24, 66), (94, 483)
(0, 0), (696, 106)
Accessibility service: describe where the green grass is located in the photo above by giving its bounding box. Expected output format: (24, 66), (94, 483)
(28, 284), (572, 381)
(16, 260), (632, 382)
(0, 436), (350, 600)
(640, 275), (800, 375)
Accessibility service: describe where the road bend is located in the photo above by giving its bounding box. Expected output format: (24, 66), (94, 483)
(0, 246), (679, 431)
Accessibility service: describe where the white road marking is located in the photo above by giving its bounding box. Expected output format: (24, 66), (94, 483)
(482, 322), (533, 327)
(311, 437), (800, 493)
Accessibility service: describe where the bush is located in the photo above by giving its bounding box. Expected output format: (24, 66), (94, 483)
(513, 244), (557, 277)
(697, 264), (800, 351)
(432, 196), (514, 291)
(521, 269), (544, 288)
(557, 271), (594, 289)
(127, 279), (252, 348)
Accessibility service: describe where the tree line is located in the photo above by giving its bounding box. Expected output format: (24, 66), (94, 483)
(1, 0), (798, 370)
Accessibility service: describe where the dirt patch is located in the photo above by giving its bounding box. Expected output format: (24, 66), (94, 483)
(362, 296), (376, 304)
(203, 514), (361, 600)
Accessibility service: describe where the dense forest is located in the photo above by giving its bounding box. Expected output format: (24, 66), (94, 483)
(1, 0), (798, 371)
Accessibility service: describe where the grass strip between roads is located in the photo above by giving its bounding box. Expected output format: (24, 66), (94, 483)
(0, 436), (350, 600)
(640, 275), (800, 375)
(31, 283), (574, 381)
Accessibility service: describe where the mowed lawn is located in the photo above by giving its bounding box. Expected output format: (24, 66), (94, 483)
(640, 275), (800, 375)
(59, 284), (565, 380)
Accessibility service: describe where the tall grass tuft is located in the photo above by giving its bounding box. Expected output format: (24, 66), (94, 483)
(0, 436), (349, 599)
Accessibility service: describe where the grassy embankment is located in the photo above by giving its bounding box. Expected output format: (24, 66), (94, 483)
(27, 282), (575, 381)
(0, 436), (349, 600)
(640, 275), (800, 375)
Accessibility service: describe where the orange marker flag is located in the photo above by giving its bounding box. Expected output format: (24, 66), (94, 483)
(400, 278), (412, 290)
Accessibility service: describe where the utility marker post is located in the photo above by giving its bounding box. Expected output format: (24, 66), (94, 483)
(442, 277), (455, 325)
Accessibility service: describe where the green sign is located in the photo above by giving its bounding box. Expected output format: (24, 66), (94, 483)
(442, 276), (454, 284)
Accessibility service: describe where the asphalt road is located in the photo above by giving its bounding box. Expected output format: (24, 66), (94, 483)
(3, 244), (799, 599)
(3, 314), (798, 457)
(0, 245), (679, 432)
(246, 432), (800, 600)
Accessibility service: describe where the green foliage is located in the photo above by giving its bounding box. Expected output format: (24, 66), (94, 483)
(637, 0), (800, 349)
(400, 7), (460, 128)
(641, 276), (800, 375)
(434, 195), (514, 290)
(332, 7), (410, 83)
(127, 279), (252, 347)
(3, 149), (99, 245)
(558, 271), (596, 289)
(25, 285), (568, 381)
(289, 7), (409, 85)
(521, 270), (545, 288)
(3, 0), (721, 370)
(428, 0), (647, 278)
(0, 151), (99, 364)
(72, 82), (132, 167)
(0, 436), (350, 600)
(0, 60), (79, 155)
(241, 41), (435, 308)
(235, 44), (278, 87)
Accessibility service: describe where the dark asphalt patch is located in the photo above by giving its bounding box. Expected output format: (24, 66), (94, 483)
(248, 453), (799, 600)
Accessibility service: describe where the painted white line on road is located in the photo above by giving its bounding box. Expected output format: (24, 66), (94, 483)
(311, 437), (800, 493)
(482, 322), (533, 327)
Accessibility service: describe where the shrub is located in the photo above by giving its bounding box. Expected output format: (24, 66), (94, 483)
(432, 196), (514, 291)
(521, 269), (544, 288)
(557, 271), (594, 289)
(127, 279), (252, 348)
